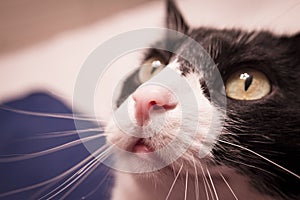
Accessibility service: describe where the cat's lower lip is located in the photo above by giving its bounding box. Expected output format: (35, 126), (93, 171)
(132, 140), (154, 153)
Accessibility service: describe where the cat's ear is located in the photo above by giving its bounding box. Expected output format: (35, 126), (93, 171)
(166, 0), (189, 33)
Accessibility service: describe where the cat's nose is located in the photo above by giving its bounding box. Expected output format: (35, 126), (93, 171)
(132, 85), (177, 126)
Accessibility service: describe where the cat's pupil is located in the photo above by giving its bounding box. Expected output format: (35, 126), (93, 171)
(239, 72), (253, 91)
(243, 74), (253, 91)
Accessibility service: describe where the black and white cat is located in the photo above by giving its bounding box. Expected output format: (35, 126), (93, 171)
(105, 0), (300, 199)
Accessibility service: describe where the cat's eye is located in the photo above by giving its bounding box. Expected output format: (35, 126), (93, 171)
(225, 69), (271, 100)
(138, 58), (165, 83)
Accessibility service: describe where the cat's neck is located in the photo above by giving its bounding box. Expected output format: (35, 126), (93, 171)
(111, 167), (274, 200)
(111, 171), (195, 200)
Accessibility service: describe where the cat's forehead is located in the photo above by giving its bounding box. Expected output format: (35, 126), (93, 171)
(189, 27), (277, 47)
(174, 27), (290, 68)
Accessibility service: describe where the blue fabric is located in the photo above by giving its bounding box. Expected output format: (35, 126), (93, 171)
(0, 92), (113, 200)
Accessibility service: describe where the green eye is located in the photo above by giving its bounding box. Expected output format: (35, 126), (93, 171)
(138, 58), (165, 83)
(225, 69), (271, 100)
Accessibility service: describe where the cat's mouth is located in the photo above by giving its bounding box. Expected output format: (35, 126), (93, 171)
(131, 139), (154, 154)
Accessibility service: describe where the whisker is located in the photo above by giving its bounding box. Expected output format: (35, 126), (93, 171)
(199, 162), (212, 200)
(218, 139), (300, 179)
(221, 156), (274, 176)
(184, 170), (188, 200)
(218, 171), (238, 200)
(81, 171), (111, 199)
(38, 144), (112, 200)
(171, 163), (177, 178)
(0, 134), (107, 162)
(192, 155), (199, 200)
(165, 163), (183, 200)
(30, 175), (62, 200)
(0, 106), (103, 122)
(202, 176), (210, 200)
(266, 0), (300, 27)
(58, 158), (103, 200)
(32, 128), (104, 139)
(0, 144), (109, 198)
(206, 168), (219, 200)
(59, 162), (101, 200)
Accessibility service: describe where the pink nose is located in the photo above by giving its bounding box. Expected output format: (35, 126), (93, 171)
(132, 85), (177, 126)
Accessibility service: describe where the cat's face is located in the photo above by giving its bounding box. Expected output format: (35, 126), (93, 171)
(106, 0), (300, 199)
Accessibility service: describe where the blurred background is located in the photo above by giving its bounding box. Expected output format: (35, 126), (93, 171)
(0, 0), (151, 55)
(0, 0), (299, 118)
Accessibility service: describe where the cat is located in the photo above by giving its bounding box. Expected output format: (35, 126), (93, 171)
(105, 0), (300, 200)
(0, 0), (299, 199)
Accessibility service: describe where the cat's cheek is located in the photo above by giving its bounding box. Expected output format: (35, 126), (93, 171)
(181, 73), (222, 157)
(105, 96), (137, 146)
(105, 122), (132, 151)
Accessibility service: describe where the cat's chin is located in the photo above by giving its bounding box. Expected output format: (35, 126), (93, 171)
(113, 151), (215, 178)
(124, 161), (228, 184)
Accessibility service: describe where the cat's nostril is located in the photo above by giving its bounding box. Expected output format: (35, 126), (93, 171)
(132, 85), (177, 126)
(152, 104), (163, 111)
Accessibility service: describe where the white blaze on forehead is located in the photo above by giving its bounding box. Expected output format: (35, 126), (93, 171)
(164, 59), (211, 110)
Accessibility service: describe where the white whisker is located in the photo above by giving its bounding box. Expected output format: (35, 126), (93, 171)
(202, 176), (210, 200)
(58, 158), (102, 200)
(219, 139), (300, 179)
(221, 156), (274, 176)
(165, 163), (183, 200)
(0, 144), (110, 198)
(266, 1), (300, 27)
(206, 168), (219, 200)
(33, 128), (104, 139)
(218, 171), (238, 200)
(192, 155), (199, 200)
(30, 177), (61, 200)
(38, 144), (113, 200)
(184, 170), (188, 200)
(81, 171), (111, 199)
(0, 106), (102, 122)
(199, 162), (211, 200)
(171, 163), (177, 178)
(0, 134), (107, 162)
